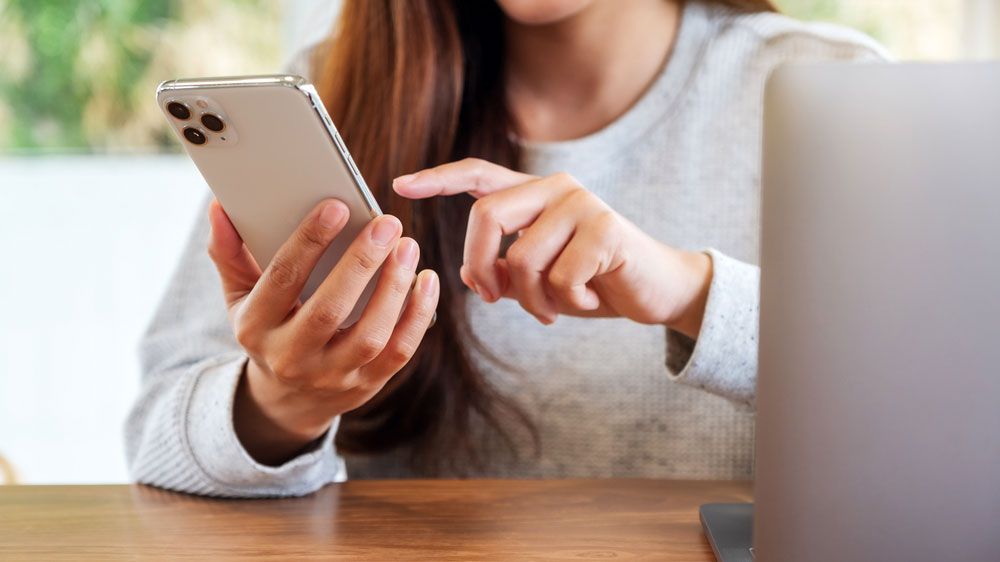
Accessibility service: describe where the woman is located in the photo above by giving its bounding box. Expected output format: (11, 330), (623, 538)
(127, 0), (886, 496)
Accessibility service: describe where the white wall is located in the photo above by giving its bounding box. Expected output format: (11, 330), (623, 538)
(282, 0), (341, 65)
(0, 155), (206, 483)
(963, 0), (1000, 58)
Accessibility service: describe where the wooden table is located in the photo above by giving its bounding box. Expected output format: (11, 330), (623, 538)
(0, 479), (751, 561)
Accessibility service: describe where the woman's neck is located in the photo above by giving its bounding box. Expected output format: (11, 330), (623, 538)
(504, 0), (682, 143)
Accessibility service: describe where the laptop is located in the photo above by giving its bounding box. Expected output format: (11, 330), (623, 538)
(702, 63), (1000, 562)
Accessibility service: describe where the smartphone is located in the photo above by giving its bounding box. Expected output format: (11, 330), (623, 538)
(156, 74), (382, 328)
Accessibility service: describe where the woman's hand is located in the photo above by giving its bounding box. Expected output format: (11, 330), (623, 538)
(207, 199), (439, 465)
(393, 158), (711, 337)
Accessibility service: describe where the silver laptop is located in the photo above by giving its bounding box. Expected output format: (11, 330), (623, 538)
(702, 63), (1000, 562)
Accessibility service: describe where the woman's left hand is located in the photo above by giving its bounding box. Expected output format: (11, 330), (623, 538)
(393, 158), (713, 338)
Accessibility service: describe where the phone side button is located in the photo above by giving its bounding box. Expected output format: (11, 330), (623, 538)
(347, 157), (362, 177)
(333, 131), (347, 152)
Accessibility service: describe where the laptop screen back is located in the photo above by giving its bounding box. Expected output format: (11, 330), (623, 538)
(755, 63), (1000, 562)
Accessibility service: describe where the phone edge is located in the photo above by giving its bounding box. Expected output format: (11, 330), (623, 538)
(296, 83), (383, 219)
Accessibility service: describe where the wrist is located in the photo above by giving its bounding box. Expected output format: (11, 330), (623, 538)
(233, 359), (334, 465)
(662, 248), (713, 339)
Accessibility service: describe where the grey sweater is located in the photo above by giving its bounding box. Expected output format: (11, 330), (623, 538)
(126, 2), (887, 497)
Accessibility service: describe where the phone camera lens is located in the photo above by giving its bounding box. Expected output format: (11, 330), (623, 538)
(167, 101), (191, 120)
(200, 113), (225, 132)
(183, 127), (207, 145)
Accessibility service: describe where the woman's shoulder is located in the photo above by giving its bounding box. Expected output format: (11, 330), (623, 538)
(706, 3), (893, 64)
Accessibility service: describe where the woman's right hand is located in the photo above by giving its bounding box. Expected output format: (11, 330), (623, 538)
(207, 198), (440, 465)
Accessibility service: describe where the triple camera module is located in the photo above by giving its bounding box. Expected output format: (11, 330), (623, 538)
(166, 101), (226, 146)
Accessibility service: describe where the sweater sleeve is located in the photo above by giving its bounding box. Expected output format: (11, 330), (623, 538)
(124, 198), (346, 497)
(665, 249), (759, 409)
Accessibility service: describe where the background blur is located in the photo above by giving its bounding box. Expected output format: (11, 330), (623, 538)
(1, 0), (998, 484)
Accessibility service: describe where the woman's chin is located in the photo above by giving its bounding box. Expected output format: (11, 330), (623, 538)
(495, 0), (596, 26)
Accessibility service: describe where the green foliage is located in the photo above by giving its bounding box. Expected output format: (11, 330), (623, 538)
(0, 0), (178, 149)
(777, 0), (841, 20)
(777, 0), (887, 44)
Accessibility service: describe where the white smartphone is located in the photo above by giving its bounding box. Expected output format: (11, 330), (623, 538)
(156, 74), (382, 328)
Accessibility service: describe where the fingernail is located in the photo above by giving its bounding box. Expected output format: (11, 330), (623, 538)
(319, 202), (345, 229)
(396, 238), (418, 270)
(371, 217), (400, 246)
(393, 174), (417, 188)
(419, 270), (439, 295)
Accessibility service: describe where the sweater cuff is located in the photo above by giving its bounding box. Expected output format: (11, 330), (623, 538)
(184, 352), (346, 496)
(665, 249), (759, 408)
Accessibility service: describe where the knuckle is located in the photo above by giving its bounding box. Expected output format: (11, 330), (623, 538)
(463, 158), (487, 188)
(590, 210), (620, 234)
(325, 376), (365, 398)
(313, 371), (352, 393)
(413, 298), (437, 324)
(553, 171), (583, 190)
(469, 198), (498, 224)
(347, 248), (382, 276)
(268, 353), (303, 383)
(505, 242), (535, 271)
(327, 378), (356, 395)
(266, 257), (301, 290)
(565, 184), (594, 206)
(387, 270), (412, 297)
(517, 294), (544, 317)
(461, 157), (486, 169)
(308, 298), (350, 330)
(326, 375), (360, 395)
(387, 338), (418, 365)
(547, 268), (574, 291)
(354, 332), (388, 362)
(233, 323), (260, 352)
(297, 221), (330, 250)
(350, 380), (382, 400)
(271, 367), (300, 387)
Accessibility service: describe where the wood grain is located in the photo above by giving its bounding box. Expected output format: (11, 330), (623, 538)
(0, 479), (751, 561)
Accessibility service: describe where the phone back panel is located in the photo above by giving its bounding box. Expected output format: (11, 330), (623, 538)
(157, 75), (381, 328)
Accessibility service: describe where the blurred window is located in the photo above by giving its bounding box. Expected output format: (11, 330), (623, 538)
(779, 0), (998, 61)
(1, 0), (995, 152)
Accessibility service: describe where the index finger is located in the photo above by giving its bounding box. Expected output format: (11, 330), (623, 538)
(207, 199), (263, 307)
(392, 158), (537, 199)
(463, 175), (578, 300)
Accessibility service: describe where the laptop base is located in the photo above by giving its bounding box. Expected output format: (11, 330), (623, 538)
(699, 503), (754, 562)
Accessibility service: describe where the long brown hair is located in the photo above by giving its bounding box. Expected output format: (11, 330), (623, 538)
(315, 0), (776, 470)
